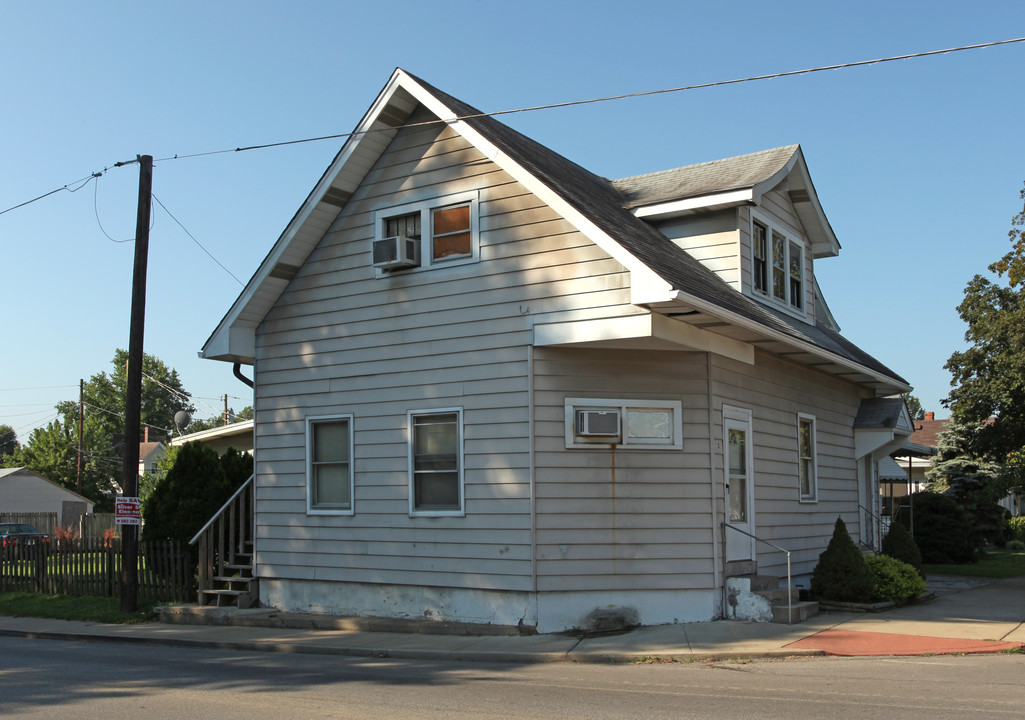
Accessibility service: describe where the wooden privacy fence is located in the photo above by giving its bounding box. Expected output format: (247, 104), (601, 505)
(0, 538), (192, 602)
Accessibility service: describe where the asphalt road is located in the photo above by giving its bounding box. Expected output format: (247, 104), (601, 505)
(2, 635), (1024, 719)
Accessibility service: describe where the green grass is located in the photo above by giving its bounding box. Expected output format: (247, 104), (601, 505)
(0, 591), (159, 624)
(924, 548), (1025, 579)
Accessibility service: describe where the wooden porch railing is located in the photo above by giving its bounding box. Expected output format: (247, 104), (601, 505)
(189, 473), (255, 606)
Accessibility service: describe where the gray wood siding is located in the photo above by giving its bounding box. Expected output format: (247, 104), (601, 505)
(253, 106), (641, 593)
(709, 350), (866, 577)
(532, 347), (717, 593)
(652, 214), (740, 289)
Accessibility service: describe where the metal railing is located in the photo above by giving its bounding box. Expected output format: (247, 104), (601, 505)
(189, 474), (255, 605)
(858, 504), (886, 552)
(721, 522), (793, 624)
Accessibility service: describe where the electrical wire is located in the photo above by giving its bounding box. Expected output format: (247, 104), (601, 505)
(151, 193), (244, 286)
(163, 36), (1025, 158)
(4, 35), (1023, 219)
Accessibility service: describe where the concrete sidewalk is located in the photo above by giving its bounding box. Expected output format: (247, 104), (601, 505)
(1, 575), (1022, 663)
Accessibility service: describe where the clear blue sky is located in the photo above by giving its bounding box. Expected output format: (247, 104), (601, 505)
(2, 0), (1023, 442)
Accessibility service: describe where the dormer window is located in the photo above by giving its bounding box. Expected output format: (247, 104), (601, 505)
(752, 215), (804, 312)
(373, 190), (479, 274)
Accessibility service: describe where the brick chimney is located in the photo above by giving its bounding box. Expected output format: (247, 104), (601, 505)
(144, 426), (149, 443)
(925, 412), (935, 421)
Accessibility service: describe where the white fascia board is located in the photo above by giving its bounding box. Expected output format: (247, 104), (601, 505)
(396, 73), (676, 306)
(632, 189), (754, 219)
(533, 313), (754, 364)
(668, 290), (910, 394)
(203, 73), (412, 363)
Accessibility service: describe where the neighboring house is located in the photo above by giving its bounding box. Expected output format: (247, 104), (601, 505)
(199, 69), (911, 633)
(139, 427), (167, 478)
(894, 412), (1022, 517)
(894, 411), (947, 488)
(170, 419), (255, 456)
(0, 467), (95, 527)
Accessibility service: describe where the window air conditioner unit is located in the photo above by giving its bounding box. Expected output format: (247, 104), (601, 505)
(576, 409), (621, 437)
(372, 236), (420, 270)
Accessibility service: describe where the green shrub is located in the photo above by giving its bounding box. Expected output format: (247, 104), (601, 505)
(1009, 517), (1025, 544)
(1007, 539), (1025, 551)
(866, 554), (926, 603)
(811, 518), (875, 602)
(881, 521), (924, 578)
(894, 491), (975, 564)
(142, 441), (251, 546)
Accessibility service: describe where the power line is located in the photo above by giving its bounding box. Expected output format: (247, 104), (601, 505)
(151, 194), (244, 286)
(4, 36), (1022, 220)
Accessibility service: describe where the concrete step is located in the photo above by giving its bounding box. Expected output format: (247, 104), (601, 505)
(769, 600), (819, 625)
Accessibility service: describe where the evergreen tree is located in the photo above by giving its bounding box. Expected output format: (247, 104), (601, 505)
(811, 518), (875, 602)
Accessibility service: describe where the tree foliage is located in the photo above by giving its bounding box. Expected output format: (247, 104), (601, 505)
(0, 424), (18, 458)
(142, 442), (252, 546)
(184, 406), (254, 435)
(2, 349), (194, 510)
(901, 394), (925, 421)
(895, 491), (975, 564)
(944, 183), (1025, 477)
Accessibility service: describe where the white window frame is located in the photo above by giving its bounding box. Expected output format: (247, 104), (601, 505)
(564, 398), (683, 449)
(797, 413), (818, 502)
(373, 190), (480, 275)
(750, 213), (806, 314)
(306, 414), (355, 516)
(408, 407), (464, 517)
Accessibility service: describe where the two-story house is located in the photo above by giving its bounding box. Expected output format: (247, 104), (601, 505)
(200, 69), (911, 633)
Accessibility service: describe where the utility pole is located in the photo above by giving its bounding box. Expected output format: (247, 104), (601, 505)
(223, 394), (229, 426)
(120, 155), (153, 614)
(77, 379), (84, 494)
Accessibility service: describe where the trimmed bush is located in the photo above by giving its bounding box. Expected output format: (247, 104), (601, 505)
(1007, 539), (1025, 551)
(811, 518), (875, 602)
(881, 521), (924, 578)
(894, 491), (975, 564)
(866, 555), (926, 604)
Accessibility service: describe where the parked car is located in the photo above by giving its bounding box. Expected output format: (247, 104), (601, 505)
(0, 522), (50, 555)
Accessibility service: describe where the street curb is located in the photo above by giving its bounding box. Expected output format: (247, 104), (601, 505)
(0, 626), (828, 664)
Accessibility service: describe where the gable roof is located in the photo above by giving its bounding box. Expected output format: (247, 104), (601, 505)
(0, 467), (96, 506)
(202, 69), (908, 395)
(611, 145), (840, 259)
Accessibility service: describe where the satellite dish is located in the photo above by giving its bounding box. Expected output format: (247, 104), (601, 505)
(174, 411), (192, 434)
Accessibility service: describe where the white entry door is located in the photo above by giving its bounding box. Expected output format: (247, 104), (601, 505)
(724, 406), (755, 562)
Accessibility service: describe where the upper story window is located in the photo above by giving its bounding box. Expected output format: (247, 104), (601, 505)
(373, 190), (479, 274)
(751, 215), (805, 313)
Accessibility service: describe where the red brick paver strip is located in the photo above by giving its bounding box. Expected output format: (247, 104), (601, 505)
(786, 629), (1023, 657)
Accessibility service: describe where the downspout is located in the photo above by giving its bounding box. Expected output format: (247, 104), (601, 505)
(706, 352), (722, 618)
(233, 362), (255, 388)
(528, 346), (538, 629)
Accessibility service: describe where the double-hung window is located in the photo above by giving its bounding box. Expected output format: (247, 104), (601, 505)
(409, 408), (463, 515)
(752, 221), (768, 293)
(751, 216), (805, 312)
(307, 415), (354, 514)
(797, 414), (817, 502)
(375, 190), (479, 273)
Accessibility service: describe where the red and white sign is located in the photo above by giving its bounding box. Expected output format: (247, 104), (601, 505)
(115, 496), (142, 526)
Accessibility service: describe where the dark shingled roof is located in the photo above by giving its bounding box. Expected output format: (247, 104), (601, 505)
(612, 145), (798, 208)
(854, 398), (908, 429)
(405, 73), (907, 388)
